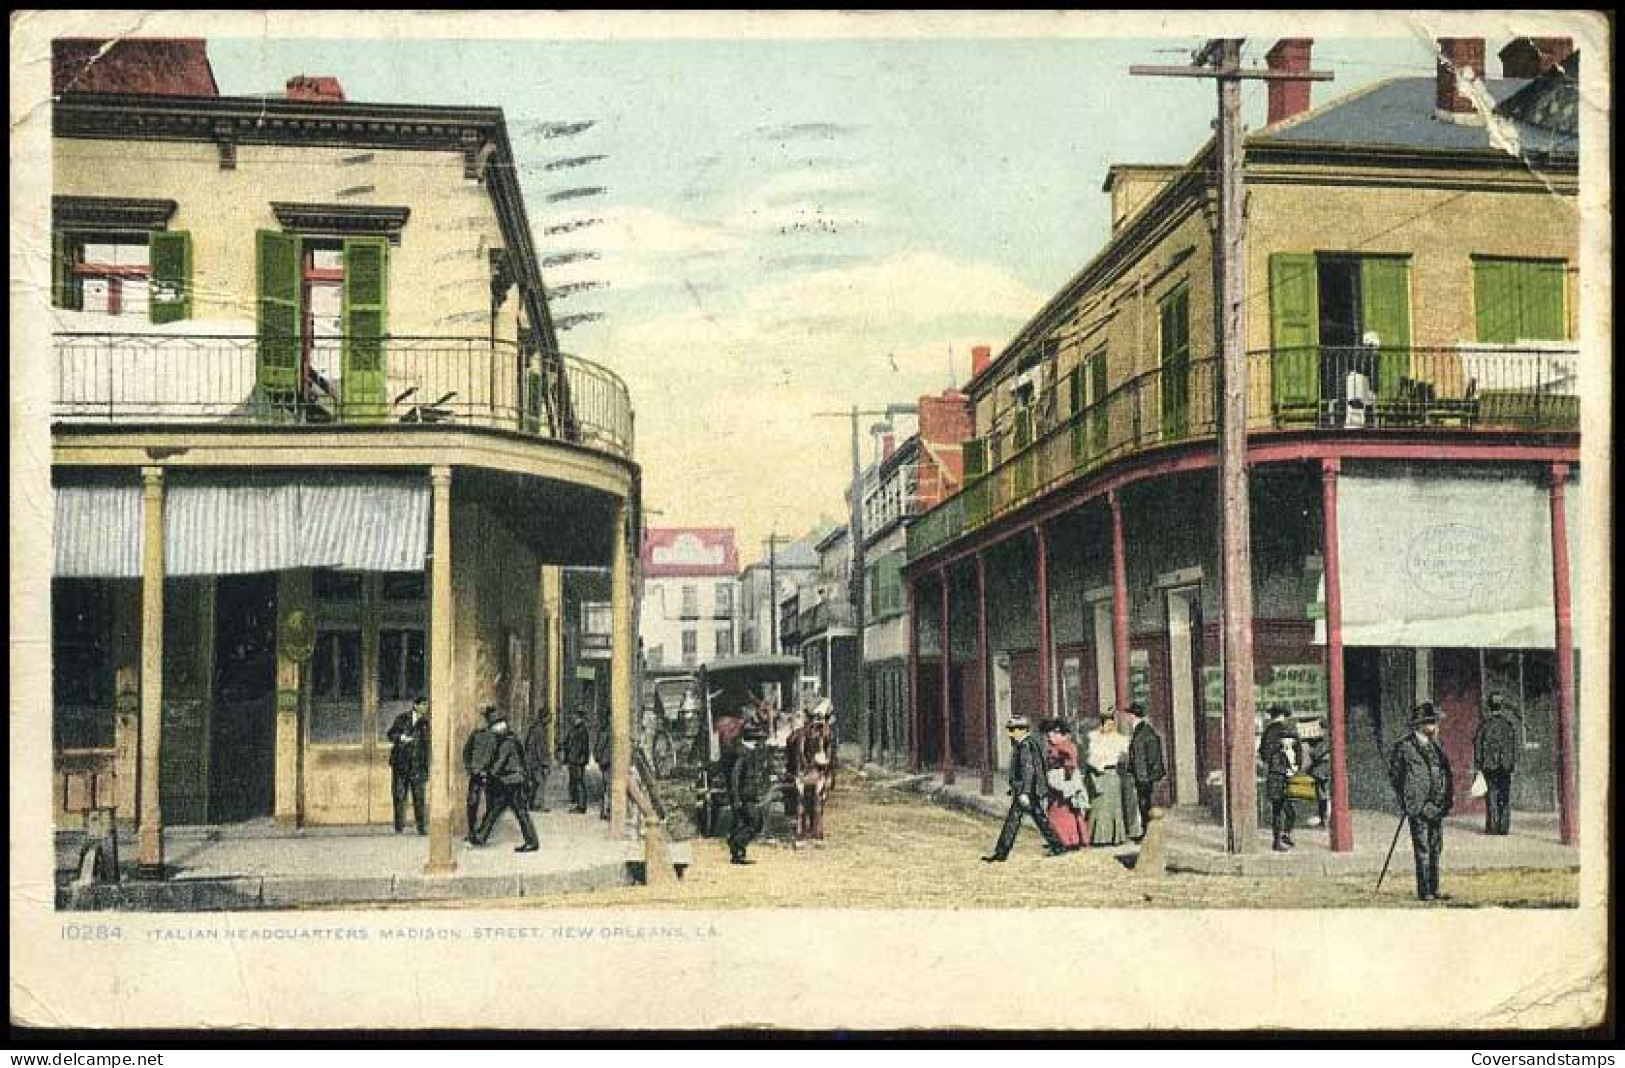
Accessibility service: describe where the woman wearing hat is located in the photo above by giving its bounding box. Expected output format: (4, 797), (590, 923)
(1042, 719), (1089, 851)
(1084, 712), (1131, 847)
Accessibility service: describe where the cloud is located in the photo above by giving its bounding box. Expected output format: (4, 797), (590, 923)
(756, 121), (864, 141)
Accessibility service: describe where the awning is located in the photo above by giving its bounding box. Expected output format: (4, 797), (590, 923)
(53, 475), (430, 578)
(1331, 466), (1580, 649)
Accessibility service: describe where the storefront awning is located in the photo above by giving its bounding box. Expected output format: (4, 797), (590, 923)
(53, 475), (430, 578)
(1331, 466), (1580, 649)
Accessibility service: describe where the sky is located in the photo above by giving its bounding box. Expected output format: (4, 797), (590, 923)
(206, 27), (1530, 564)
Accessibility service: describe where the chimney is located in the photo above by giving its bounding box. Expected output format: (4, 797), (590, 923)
(1264, 39), (1314, 124)
(1435, 38), (1485, 118)
(970, 345), (993, 379)
(881, 433), (896, 461)
(286, 75), (346, 103)
(1499, 36), (1575, 79)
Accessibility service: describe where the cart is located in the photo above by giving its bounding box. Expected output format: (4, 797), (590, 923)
(690, 654), (804, 839)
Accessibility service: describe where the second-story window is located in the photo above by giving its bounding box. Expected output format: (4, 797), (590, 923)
(681, 629), (698, 667)
(714, 582), (733, 617)
(1473, 257), (1568, 344)
(680, 585), (698, 618)
(255, 231), (389, 417)
(1158, 283), (1191, 440)
(53, 227), (192, 323)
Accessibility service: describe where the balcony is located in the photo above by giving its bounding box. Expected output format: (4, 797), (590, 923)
(52, 332), (634, 459)
(797, 598), (854, 636)
(908, 344), (1579, 562)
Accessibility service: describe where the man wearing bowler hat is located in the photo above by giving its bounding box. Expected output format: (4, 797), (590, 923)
(1388, 702), (1454, 901)
(472, 706), (540, 852)
(1473, 693), (1520, 836)
(983, 714), (1067, 863)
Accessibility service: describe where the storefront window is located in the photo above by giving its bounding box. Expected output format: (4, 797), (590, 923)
(309, 628), (362, 744)
(53, 579), (114, 750)
(379, 627), (426, 703)
(382, 572), (426, 602)
(313, 569), (363, 604)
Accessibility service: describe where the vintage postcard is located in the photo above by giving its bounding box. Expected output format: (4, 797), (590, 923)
(8, 9), (1612, 1033)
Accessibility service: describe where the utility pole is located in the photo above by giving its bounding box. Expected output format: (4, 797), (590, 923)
(1132, 40), (1331, 855)
(815, 402), (917, 767)
(761, 531), (792, 654)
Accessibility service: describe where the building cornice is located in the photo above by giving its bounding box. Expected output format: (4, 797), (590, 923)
(53, 195), (177, 232)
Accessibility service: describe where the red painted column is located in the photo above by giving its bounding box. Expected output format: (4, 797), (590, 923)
(1321, 459), (1353, 853)
(977, 552), (993, 795)
(939, 566), (955, 785)
(1548, 462), (1577, 846)
(906, 578), (920, 773)
(1035, 524), (1053, 722)
(1109, 490), (1131, 711)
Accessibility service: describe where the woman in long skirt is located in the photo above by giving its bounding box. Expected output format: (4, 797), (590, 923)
(1085, 712), (1131, 846)
(1043, 719), (1090, 850)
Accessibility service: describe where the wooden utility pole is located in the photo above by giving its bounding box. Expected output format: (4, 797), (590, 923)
(762, 532), (792, 654)
(1132, 40), (1331, 854)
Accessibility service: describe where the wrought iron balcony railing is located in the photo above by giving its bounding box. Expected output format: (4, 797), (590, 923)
(908, 343), (1578, 562)
(52, 332), (634, 459)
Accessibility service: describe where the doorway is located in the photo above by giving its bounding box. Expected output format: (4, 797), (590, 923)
(209, 574), (278, 822)
(1164, 586), (1202, 805)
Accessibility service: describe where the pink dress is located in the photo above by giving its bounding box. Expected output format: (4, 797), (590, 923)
(1045, 735), (1091, 850)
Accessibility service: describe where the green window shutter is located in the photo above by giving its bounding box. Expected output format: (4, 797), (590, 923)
(255, 230), (303, 404)
(1014, 409), (1033, 450)
(1473, 259), (1517, 344)
(962, 438), (987, 482)
(1269, 254), (1319, 413)
(1159, 286), (1191, 439)
(342, 237), (389, 420)
(1360, 256), (1411, 398)
(1518, 260), (1568, 341)
(148, 230), (193, 324)
(1089, 352), (1109, 456)
(53, 232), (77, 310)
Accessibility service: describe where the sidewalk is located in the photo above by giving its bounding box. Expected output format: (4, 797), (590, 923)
(57, 775), (684, 911)
(864, 764), (1579, 878)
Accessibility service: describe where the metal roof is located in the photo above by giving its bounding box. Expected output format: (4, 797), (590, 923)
(1261, 76), (1578, 158)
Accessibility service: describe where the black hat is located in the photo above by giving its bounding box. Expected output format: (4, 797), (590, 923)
(482, 705), (506, 725)
(1409, 702), (1441, 728)
(1127, 702), (1147, 718)
(1005, 714), (1031, 731)
(1267, 704), (1292, 720)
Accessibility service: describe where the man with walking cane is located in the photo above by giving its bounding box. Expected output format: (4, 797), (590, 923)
(1384, 702), (1454, 901)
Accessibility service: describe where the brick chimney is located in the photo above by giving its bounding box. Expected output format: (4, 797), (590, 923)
(1264, 39), (1314, 124)
(1498, 37), (1575, 79)
(1435, 38), (1485, 118)
(915, 389), (974, 508)
(970, 345), (993, 379)
(287, 75), (346, 102)
(880, 432), (896, 461)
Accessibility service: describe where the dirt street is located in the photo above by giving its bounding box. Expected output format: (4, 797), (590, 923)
(410, 774), (1576, 910)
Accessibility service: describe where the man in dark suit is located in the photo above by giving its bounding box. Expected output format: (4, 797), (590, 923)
(562, 710), (592, 813)
(594, 723), (613, 821)
(983, 714), (1067, 862)
(386, 695), (431, 834)
(1125, 702), (1166, 837)
(1258, 704), (1300, 848)
(1264, 726), (1300, 851)
(726, 722), (770, 865)
(462, 710), (498, 843)
(524, 707), (552, 813)
(1473, 693), (1520, 835)
(472, 707), (539, 852)
(1388, 702), (1454, 901)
